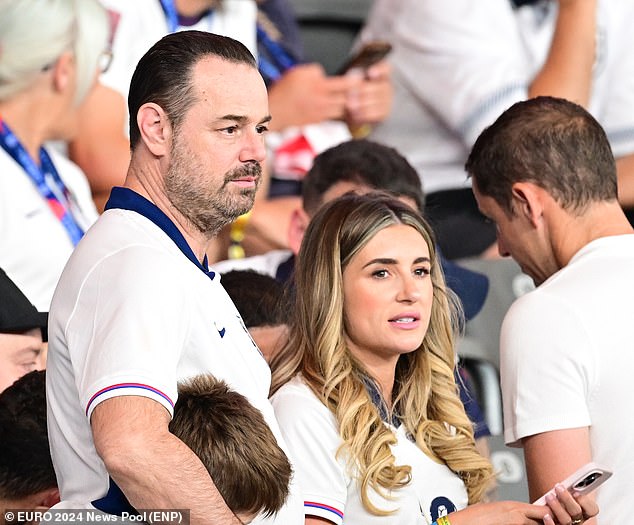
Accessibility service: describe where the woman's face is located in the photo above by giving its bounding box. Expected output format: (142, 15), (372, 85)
(342, 224), (434, 370)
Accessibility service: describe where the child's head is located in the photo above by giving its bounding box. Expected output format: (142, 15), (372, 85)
(0, 370), (59, 522)
(169, 375), (291, 523)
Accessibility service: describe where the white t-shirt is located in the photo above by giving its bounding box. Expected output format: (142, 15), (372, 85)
(211, 249), (291, 277)
(360, 0), (634, 193)
(501, 235), (634, 522)
(46, 188), (303, 524)
(0, 147), (98, 310)
(271, 375), (468, 525)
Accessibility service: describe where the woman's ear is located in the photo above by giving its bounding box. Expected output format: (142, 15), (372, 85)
(51, 51), (75, 93)
(136, 103), (171, 157)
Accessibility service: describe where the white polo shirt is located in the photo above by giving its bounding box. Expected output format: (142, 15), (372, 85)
(46, 187), (303, 524)
(271, 375), (468, 524)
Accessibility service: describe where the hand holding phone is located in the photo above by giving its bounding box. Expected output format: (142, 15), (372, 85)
(533, 462), (612, 505)
(336, 41), (392, 75)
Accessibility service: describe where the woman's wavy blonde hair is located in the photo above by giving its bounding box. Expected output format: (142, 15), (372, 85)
(270, 192), (493, 513)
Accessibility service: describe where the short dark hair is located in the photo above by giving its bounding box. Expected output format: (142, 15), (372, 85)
(169, 375), (291, 518)
(465, 96), (617, 216)
(0, 371), (56, 499)
(221, 270), (289, 328)
(128, 30), (257, 149)
(302, 139), (424, 215)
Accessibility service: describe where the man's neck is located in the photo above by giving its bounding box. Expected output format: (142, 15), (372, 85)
(124, 159), (210, 264)
(553, 201), (634, 268)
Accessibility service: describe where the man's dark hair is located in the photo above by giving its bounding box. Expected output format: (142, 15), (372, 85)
(128, 30), (257, 149)
(221, 270), (289, 328)
(302, 139), (424, 215)
(0, 371), (56, 499)
(465, 96), (617, 216)
(169, 375), (291, 518)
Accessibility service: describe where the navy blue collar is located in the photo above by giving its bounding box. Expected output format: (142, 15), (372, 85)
(105, 187), (215, 280)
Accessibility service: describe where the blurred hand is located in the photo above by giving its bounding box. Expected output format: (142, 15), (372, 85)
(267, 63), (356, 131)
(344, 59), (393, 128)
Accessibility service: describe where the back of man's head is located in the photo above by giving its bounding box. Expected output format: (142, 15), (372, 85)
(466, 96), (618, 216)
(0, 371), (58, 506)
(169, 375), (291, 520)
(302, 139), (424, 215)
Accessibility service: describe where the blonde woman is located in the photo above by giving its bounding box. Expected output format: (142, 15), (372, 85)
(270, 192), (598, 525)
(0, 0), (109, 310)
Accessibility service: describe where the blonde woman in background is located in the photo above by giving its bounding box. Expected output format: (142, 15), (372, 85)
(270, 192), (598, 525)
(0, 0), (109, 310)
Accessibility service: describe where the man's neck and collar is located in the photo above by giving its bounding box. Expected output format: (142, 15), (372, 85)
(550, 200), (634, 270)
(115, 157), (212, 267)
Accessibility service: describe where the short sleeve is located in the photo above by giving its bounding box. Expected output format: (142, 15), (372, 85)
(67, 246), (193, 419)
(271, 383), (347, 524)
(501, 291), (593, 446)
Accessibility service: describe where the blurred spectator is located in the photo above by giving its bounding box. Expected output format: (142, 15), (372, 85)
(359, 0), (634, 259)
(0, 269), (47, 393)
(0, 0), (109, 309)
(221, 269), (290, 361)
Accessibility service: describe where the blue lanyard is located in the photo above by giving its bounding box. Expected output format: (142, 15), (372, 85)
(256, 23), (297, 84)
(158, 0), (179, 33)
(0, 119), (84, 246)
(159, 0), (214, 33)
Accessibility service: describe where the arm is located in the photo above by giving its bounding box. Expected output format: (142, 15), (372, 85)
(92, 396), (241, 525)
(528, 0), (597, 106)
(68, 82), (130, 212)
(523, 427), (597, 525)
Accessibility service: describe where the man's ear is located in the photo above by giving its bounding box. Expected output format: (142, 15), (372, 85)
(511, 182), (544, 228)
(136, 103), (171, 157)
(288, 208), (310, 256)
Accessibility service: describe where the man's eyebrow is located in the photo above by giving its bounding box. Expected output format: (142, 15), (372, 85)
(217, 114), (272, 125)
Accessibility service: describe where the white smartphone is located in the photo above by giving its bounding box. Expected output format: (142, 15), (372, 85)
(533, 462), (613, 505)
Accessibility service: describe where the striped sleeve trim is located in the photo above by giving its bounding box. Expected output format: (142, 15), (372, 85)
(305, 501), (344, 524)
(85, 383), (175, 416)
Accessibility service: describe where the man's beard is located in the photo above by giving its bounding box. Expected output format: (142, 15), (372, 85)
(164, 141), (261, 236)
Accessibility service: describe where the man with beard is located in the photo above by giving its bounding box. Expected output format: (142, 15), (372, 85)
(45, 31), (302, 524)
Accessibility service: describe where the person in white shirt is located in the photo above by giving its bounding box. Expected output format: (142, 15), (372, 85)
(467, 96), (634, 525)
(270, 192), (597, 525)
(0, 0), (106, 309)
(46, 31), (302, 525)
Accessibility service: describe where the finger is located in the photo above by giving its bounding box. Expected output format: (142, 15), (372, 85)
(574, 494), (599, 520)
(555, 483), (584, 517)
(545, 491), (577, 525)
